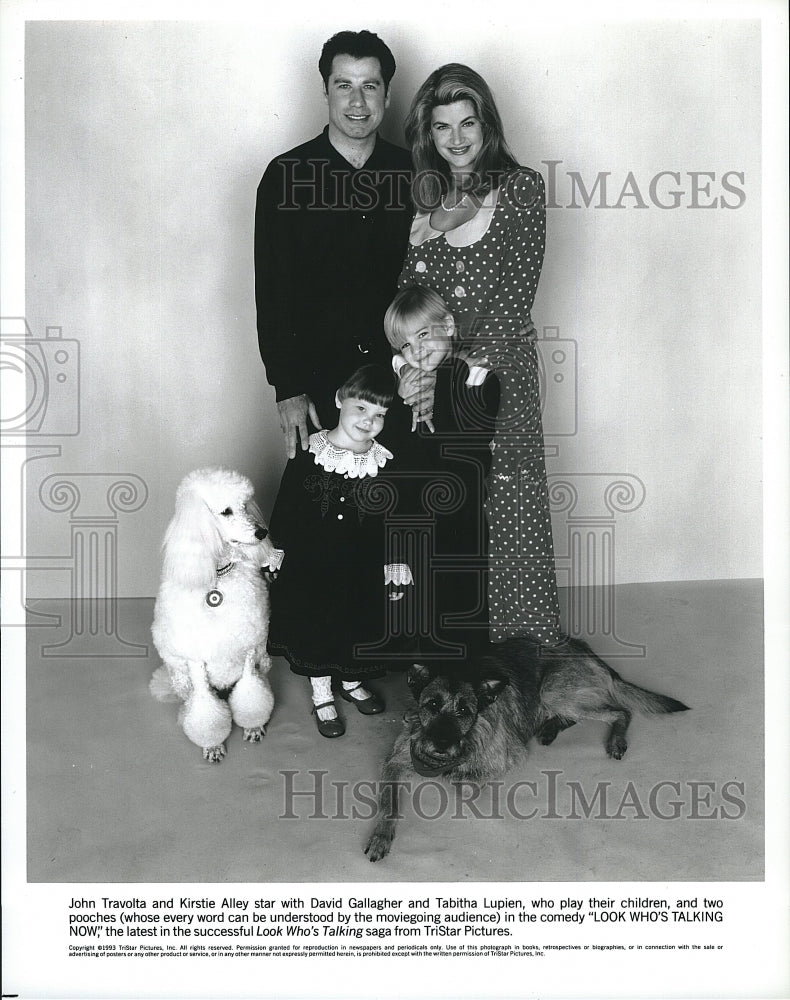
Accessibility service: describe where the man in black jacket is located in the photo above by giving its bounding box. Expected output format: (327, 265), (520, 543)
(255, 30), (413, 458)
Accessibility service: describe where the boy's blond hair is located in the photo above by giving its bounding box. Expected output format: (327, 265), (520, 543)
(383, 285), (454, 352)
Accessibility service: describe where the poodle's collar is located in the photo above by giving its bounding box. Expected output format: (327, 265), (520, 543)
(309, 430), (392, 479)
(205, 561), (235, 607)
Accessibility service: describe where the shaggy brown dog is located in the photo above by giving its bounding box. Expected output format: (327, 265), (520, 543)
(365, 637), (689, 861)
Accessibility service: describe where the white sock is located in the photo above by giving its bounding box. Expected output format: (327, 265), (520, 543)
(342, 680), (370, 702)
(310, 676), (336, 721)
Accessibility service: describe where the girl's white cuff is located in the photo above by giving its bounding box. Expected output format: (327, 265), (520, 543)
(384, 564), (413, 586)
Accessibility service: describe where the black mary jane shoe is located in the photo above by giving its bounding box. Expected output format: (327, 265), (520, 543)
(311, 700), (346, 739)
(339, 683), (385, 716)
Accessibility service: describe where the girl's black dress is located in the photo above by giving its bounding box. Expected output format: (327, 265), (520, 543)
(267, 433), (397, 679)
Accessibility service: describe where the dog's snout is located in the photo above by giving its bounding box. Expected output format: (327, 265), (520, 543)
(427, 718), (462, 754)
(255, 526), (268, 540)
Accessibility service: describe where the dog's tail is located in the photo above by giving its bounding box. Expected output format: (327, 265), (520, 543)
(149, 665), (179, 703)
(612, 674), (689, 715)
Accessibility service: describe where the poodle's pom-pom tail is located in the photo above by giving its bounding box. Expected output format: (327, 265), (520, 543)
(150, 665), (180, 703)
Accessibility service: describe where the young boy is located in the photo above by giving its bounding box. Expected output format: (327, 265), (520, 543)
(384, 285), (500, 659)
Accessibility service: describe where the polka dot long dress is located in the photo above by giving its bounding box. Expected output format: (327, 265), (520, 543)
(398, 168), (562, 644)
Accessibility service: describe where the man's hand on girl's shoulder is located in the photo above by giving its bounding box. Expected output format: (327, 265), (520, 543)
(277, 394), (322, 459)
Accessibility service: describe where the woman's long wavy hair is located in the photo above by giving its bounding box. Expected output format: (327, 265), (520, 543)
(405, 63), (520, 210)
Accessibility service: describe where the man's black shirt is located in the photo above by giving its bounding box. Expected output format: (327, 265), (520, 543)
(254, 127), (412, 423)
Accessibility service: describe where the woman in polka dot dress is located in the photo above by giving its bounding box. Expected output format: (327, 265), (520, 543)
(397, 63), (563, 645)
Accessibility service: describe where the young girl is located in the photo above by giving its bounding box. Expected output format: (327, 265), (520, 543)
(383, 285), (499, 658)
(267, 365), (413, 738)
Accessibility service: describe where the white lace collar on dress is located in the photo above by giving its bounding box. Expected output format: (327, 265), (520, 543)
(309, 431), (393, 479)
(409, 186), (500, 248)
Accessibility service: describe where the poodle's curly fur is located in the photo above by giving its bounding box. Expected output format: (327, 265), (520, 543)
(151, 468), (283, 762)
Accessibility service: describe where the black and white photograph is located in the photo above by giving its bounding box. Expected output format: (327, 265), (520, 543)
(1, 1), (787, 997)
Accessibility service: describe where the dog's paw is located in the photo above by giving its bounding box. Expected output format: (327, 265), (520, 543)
(203, 744), (226, 763)
(606, 737), (627, 760)
(364, 829), (394, 863)
(243, 726), (265, 743)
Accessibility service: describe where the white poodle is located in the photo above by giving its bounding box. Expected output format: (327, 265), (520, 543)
(151, 468), (283, 762)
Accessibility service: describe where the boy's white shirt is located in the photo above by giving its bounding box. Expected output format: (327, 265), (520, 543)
(464, 364), (489, 386)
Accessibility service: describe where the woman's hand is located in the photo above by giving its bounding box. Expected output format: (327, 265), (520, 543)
(397, 364), (436, 433)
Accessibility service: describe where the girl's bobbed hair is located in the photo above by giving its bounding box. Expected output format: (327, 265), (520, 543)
(405, 63), (520, 210)
(337, 364), (395, 408)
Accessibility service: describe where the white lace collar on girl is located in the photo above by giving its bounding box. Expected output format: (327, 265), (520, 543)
(309, 431), (393, 479)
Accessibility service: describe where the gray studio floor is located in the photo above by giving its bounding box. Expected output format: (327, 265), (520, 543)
(26, 579), (763, 883)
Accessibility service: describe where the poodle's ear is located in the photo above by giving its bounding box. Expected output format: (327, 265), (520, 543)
(407, 663), (434, 700)
(161, 484), (224, 590)
(246, 498), (267, 535)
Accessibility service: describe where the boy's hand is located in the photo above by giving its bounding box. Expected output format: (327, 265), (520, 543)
(396, 365), (436, 433)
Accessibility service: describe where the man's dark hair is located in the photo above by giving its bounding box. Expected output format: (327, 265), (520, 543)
(319, 30), (396, 93)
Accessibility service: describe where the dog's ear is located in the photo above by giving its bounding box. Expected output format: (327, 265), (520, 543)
(161, 481), (224, 590)
(476, 676), (509, 707)
(407, 663), (433, 700)
(246, 498), (265, 529)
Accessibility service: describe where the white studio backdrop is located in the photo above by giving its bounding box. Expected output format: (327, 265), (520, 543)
(18, 17), (761, 599)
